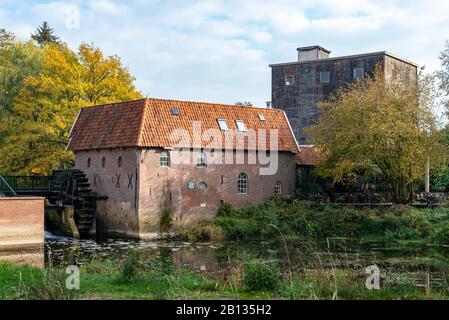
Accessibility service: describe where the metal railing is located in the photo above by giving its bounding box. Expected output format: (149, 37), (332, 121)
(0, 175), (17, 196)
(0, 176), (51, 192)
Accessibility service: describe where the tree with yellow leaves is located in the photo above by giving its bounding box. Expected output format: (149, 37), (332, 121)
(0, 40), (142, 175)
(307, 66), (446, 204)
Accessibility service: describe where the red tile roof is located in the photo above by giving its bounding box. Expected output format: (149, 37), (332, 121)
(296, 145), (321, 166)
(68, 98), (299, 153)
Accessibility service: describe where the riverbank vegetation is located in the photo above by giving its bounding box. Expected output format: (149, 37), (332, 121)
(2, 250), (449, 300)
(213, 199), (449, 243)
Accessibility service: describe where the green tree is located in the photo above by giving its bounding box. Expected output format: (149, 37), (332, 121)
(0, 39), (44, 118)
(307, 66), (446, 204)
(0, 42), (142, 175)
(0, 28), (15, 48)
(31, 21), (59, 45)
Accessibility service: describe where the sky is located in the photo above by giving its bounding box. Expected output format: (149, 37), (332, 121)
(1, 0), (448, 108)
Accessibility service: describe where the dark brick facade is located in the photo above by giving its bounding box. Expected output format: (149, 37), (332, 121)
(271, 46), (417, 144)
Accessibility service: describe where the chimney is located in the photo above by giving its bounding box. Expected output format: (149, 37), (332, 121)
(297, 45), (331, 62)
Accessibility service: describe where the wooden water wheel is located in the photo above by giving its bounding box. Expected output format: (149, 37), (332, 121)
(47, 169), (98, 237)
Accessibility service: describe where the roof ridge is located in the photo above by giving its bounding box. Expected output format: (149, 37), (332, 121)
(77, 97), (283, 114)
(269, 51), (418, 67)
(136, 98), (150, 146)
(146, 97), (282, 113)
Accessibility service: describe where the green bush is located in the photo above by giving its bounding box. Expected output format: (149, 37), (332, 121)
(217, 202), (235, 216)
(213, 199), (446, 242)
(181, 223), (224, 242)
(431, 223), (449, 245)
(159, 209), (173, 233)
(118, 252), (146, 282)
(242, 259), (280, 291)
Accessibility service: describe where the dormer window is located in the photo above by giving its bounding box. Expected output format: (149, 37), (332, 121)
(217, 119), (229, 131)
(258, 114), (266, 121)
(235, 120), (246, 132)
(285, 75), (295, 86)
(171, 107), (180, 115)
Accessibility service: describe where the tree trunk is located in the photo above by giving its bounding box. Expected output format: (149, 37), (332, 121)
(390, 178), (414, 204)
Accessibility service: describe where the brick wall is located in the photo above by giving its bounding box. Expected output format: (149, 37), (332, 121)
(75, 147), (297, 238)
(75, 148), (140, 237)
(138, 148), (296, 236)
(0, 197), (44, 249)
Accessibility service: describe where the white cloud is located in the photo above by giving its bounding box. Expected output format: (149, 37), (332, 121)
(88, 0), (128, 15)
(1, 0), (449, 107)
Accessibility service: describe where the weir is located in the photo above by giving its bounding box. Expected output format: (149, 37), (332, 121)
(0, 170), (101, 239)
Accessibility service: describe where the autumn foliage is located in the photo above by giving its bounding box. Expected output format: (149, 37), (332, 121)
(0, 28), (142, 175)
(307, 66), (447, 204)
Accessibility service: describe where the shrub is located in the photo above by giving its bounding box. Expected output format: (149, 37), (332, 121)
(184, 223), (224, 242)
(159, 209), (173, 233)
(242, 259), (280, 291)
(431, 222), (449, 245)
(214, 216), (260, 240)
(217, 202), (235, 216)
(117, 252), (146, 282)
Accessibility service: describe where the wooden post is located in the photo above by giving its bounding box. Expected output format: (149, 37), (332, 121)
(425, 157), (430, 194)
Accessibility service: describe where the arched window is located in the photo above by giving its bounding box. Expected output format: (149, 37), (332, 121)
(101, 157), (106, 168)
(160, 151), (169, 167)
(197, 181), (207, 190)
(118, 156), (122, 168)
(87, 157), (91, 168)
(237, 172), (248, 194)
(197, 151), (207, 168)
(274, 181), (282, 195)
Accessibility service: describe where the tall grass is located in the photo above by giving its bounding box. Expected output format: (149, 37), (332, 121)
(214, 199), (449, 242)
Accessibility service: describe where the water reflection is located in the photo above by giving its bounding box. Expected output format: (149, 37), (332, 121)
(43, 233), (449, 274)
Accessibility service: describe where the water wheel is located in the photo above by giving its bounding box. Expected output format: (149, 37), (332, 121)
(48, 169), (97, 237)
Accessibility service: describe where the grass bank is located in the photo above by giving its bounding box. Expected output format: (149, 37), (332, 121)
(1, 251), (448, 300)
(211, 199), (449, 243)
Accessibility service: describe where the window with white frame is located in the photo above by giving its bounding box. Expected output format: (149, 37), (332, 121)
(197, 151), (207, 168)
(353, 68), (364, 79)
(237, 172), (248, 194)
(274, 181), (282, 195)
(320, 71), (330, 83)
(258, 114), (266, 121)
(285, 75), (295, 86)
(160, 150), (169, 167)
(235, 120), (246, 132)
(217, 119), (229, 131)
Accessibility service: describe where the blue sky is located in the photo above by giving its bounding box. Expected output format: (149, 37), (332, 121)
(1, 0), (448, 107)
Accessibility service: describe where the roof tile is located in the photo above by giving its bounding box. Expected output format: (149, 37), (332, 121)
(68, 98), (299, 153)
